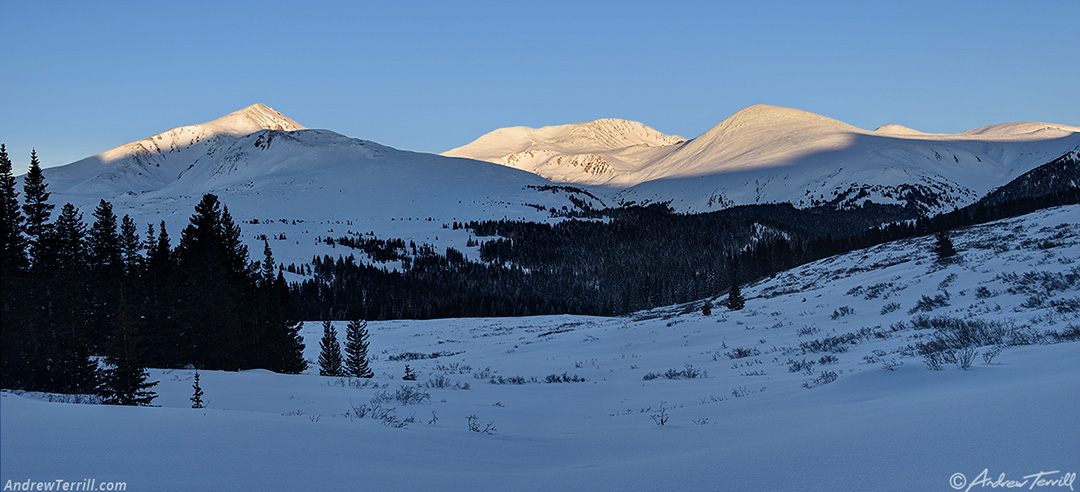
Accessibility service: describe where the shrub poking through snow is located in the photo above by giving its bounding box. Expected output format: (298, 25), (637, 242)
(830, 306), (855, 320)
(544, 372), (586, 383)
(982, 345), (1003, 364)
(650, 401), (670, 426)
(725, 347), (760, 359)
(908, 294), (950, 314)
(466, 415), (496, 434)
(802, 370), (839, 389)
(642, 365), (707, 381)
(955, 346), (978, 370)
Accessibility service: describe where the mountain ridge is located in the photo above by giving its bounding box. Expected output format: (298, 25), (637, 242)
(448, 104), (1080, 213)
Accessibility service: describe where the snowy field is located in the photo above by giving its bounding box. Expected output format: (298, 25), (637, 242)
(3, 205), (1078, 491)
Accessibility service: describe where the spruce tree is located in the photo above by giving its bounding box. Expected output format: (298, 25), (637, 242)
(143, 221), (178, 366)
(344, 319), (374, 378)
(318, 320), (344, 377)
(726, 258), (745, 311)
(119, 215), (141, 275)
(191, 371), (205, 409)
(87, 200), (124, 348)
(98, 298), (157, 406)
(38, 203), (98, 393)
(260, 239), (276, 286)
(276, 320), (308, 374)
(175, 195), (247, 369)
(21, 149), (53, 259)
(0, 144), (26, 274)
(935, 230), (956, 262)
(0, 144), (29, 389)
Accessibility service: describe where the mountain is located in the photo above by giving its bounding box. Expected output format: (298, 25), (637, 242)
(33, 105), (601, 265)
(448, 105), (1080, 214)
(46, 104), (307, 195)
(442, 119), (685, 186)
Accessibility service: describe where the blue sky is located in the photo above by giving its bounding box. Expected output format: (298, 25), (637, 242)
(1, 0), (1077, 174)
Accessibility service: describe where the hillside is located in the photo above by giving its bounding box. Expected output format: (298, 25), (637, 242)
(28, 105), (601, 266)
(3, 204), (1077, 491)
(448, 105), (1080, 214)
(443, 118), (685, 186)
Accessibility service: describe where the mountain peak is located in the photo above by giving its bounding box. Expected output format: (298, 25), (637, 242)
(90, 104), (304, 166)
(874, 123), (925, 134)
(213, 103), (306, 134)
(719, 104), (860, 131)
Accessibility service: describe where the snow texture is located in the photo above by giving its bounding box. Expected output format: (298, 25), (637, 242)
(3, 205), (1078, 491)
(448, 105), (1080, 213)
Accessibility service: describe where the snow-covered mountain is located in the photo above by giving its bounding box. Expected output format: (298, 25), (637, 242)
(447, 105), (1080, 214)
(35, 104), (601, 265)
(443, 119), (685, 187)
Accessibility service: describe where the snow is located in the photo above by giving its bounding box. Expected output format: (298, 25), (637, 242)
(448, 104), (1080, 213)
(22, 104), (1080, 268)
(4, 205), (1078, 491)
(443, 119), (686, 186)
(27, 106), (604, 267)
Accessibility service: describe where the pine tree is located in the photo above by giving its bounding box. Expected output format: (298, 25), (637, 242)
(726, 258), (745, 311)
(38, 203), (98, 393)
(0, 144), (30, 389)
(175, 195), (248, 369)
(260, 239), (276, 286)
(21, 149), (53, 260)
(98, 299), (157, 406)
(318, 320), (343, 377)
(276, 320), (308, 374)
(119, 215), (141, 275)
(402, 364), (417, 381)
(0, 144), (27, 274)
(191, 371), (205, 409)
(86, 200), (124, 348)
(344, 319), (374, 378)
(935, 230), (956, 262)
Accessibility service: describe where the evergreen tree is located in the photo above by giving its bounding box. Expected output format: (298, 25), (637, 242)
(98, 298), (157, 406)
(402, 364), (417, 381)
(38, 204), (98, 393)
(191, 371), (205, 409)
(175, 195), (248, 369)
(726, 258), (745, 311)
(935, 230), (957, 262)
(21, 149), (53, 260)
(0, 144), (30, 388)
(119, 215), (141, 275)
(344, 319), (374, 378)
(260, 239), (276, 286)
(318, 320), (343, 377)
(275, 320), (308, 375)
(0, 143), (26, 274)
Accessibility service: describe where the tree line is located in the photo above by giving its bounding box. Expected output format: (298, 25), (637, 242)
(1, 146), (306, 403)
(291, 153), (1078, 321)
(3, 143), (1075, 399)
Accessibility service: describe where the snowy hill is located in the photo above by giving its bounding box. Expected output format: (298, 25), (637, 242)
(3, 204), (1077, 491)
(32, 105), (602, 265)
(448, 105), (1080, 214)
(443, 118), (685, 186)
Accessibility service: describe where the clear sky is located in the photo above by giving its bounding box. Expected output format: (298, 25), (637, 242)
(2, 0), (1077, 174)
